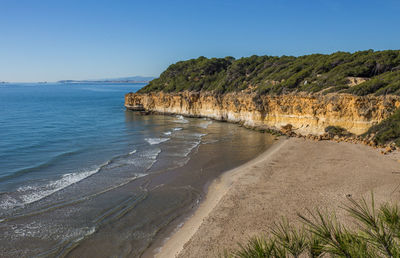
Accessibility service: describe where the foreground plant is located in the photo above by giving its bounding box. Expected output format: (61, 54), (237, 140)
(226, 195), (400, 257)
(270, 219), (307, 257)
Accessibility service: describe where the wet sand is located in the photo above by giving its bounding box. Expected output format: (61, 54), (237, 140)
(0, 116), (275, 258)
(157, 137), (400, 257)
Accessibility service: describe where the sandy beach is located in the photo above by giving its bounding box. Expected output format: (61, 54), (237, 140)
(156, 137), (400, 258)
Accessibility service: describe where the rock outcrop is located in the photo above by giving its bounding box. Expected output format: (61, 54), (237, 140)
(125, 91), (400, 135)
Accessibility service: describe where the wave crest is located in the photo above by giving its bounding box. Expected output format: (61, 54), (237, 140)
(145, 138), (170, 145)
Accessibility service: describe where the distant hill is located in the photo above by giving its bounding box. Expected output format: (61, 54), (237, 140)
(59, 76), (155, 84)
(98, 76), (155, 82)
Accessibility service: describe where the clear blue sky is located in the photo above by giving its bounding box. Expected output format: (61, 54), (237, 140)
(1, 0), (399, 82)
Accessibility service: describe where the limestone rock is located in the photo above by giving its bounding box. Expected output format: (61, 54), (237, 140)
(125, 91), (400, 136)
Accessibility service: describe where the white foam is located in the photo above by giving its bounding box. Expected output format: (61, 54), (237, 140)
(145, 137), (170, 145)
(134, 173), (147, 179)
(73, 226), (96, 242)
(17, 168), (101, 205)
(142, 148), (161, 159)
(183, 141), (201, 157)
(129, 150), (137, 155)
(177, 133), (206, 157)
(191, 133), (207, 138)
(173, 127), (183, 131)
(173, 120), (189, 124)
(116, 148), (161, 172)
(173, 115), (189, 124)
(0, 165), (105, 209)
(197, 120), (213, 129)
(203, 139), (219, 144)
(163, 131), (172, 136)
(13, 221), (43, 237)
(143, 148), (162, 170)
(123, 148), (162, 171)
(170, 141), (201, 158)
(0, 195), (19, 210)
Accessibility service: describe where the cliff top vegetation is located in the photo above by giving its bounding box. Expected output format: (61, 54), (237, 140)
(139, 50), (400, 96)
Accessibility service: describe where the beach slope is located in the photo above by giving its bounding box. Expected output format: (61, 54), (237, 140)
(158, 138), (400, 257)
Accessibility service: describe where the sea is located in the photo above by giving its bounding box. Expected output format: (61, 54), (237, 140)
(0, 82), (274, 257)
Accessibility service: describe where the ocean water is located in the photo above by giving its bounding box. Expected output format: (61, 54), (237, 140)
(0, 83), (274, 257)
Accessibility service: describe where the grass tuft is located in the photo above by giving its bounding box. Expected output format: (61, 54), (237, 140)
(227, 194), (400, 257)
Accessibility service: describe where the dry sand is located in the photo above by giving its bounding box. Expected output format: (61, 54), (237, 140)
(156, 137), (400, 258)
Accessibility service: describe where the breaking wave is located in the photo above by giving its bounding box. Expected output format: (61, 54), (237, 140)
(145, 137), (170, 145)
(0, 165), (104, 210)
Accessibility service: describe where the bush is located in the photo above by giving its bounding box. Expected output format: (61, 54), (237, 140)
(139, 50), (400, 96)
(324, 126), (351, 137)
(365, 108), (400, 146)
(226, 195), (400, 257)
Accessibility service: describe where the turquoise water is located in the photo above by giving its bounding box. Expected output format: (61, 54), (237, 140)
(0, 83), (146, 202)
(0, 83), (274, 257)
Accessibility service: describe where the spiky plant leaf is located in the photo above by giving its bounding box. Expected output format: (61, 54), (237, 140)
(233, 235), (284, 258)
(344, 194), (395, 257)
(271, 218), (307, 257)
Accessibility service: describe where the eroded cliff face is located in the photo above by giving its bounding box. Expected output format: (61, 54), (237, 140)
(125, 92), (400, 135)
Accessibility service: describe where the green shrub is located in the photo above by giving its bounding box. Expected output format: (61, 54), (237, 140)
(324, 126), (351, 137)
(365, 108), (400, 146)
(139, 50), (400, 95)
(226, 195), (400, 257)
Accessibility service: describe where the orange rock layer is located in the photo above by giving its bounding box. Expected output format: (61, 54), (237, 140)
(125, 91), (400, 135)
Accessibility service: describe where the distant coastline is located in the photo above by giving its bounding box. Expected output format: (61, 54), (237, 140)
(58, 80), (150, 84)
(58, 76), (154, 84)
(0, 76), (154, 85)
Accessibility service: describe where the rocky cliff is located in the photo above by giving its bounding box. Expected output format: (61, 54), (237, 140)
(125, 92), (400, 135)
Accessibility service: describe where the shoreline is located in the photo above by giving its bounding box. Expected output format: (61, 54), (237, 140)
(154, 138), (288, 257)
(127, 106), (398, 154)
(156, 137), (400, 257)
(135, 118), (276, 258)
